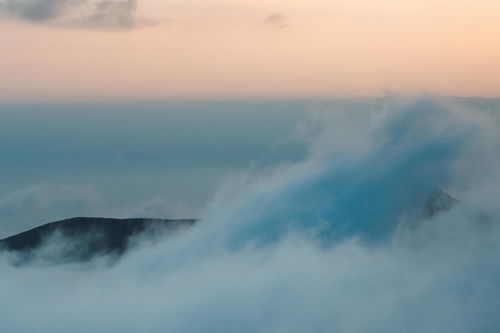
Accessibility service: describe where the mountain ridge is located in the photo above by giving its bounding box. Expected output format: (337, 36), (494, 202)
(0, 217), (197, 265)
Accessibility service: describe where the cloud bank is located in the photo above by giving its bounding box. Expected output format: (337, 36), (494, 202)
(1, 97), (500, 332)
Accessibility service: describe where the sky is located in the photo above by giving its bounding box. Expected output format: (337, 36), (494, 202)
(1, 0), (500, 101)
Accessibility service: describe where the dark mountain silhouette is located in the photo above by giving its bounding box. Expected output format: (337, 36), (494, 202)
(0, 217), (196, 265)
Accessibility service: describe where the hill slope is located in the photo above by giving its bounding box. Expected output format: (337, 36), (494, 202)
(0, 217), (196, 265)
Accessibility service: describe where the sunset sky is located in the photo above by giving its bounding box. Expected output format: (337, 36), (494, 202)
(1, 0), (500, 101)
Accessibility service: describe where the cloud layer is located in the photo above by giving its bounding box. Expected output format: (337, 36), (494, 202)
(1, 97), (500, 332)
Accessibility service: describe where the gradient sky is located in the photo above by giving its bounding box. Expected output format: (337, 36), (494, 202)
(1, 0), (500, 101)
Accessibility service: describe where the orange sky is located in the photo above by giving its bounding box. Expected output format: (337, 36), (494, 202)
(1, 0), (499, 101)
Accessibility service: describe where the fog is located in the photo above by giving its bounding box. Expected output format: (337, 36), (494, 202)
(1, 97), (500, 332)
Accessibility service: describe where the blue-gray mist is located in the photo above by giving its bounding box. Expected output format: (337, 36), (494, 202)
(1, 96), (500, 332)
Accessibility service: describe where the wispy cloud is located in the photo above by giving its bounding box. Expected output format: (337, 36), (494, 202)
(0, 0), (83, 21)
(0, 0), (146, 29)
(264, 12), (289, 29)
(72, 0), (139, 29)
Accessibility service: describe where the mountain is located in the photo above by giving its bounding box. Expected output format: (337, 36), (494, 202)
(421, 189), (458, 219)
(0, 217), (196, 265)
